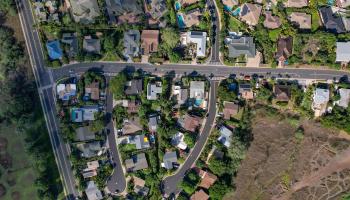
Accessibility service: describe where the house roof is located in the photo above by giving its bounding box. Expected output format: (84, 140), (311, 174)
(180, 114), (202, 132)
(147, 82), (162, 100)
(141, 30), (159, 55)
(337, 0), (350, 8)
(223, 101), (239, 120)
(148, 115), (158, 132)
(130, 134), (150, 150)
(61, 33), (79, 57)
(190, 81), (205, 99)
(264, 11), (281, 29)
(57, 83), (77, 100)
(77, 141), (103, 158)
(75, 126), (96, 141)
(180, 0), (198, 5)
(122, 117), (142, 134)
(337, 88), (350, 108)
(105, 0), (143, 24)
(70, 0), (100, 24)
(187, 31), (207, 57)
(275, 37), (293, 62)
(273, 85), (291, 102)
(148, 0), (168, 20)
(183, 9), (201, 28)
(190, 189), (209, 200)
(46, 40), (63, 60)
(171, 132), (187, 150)
(133, 176), (149, 196)
(336, 42), (350, 62)
(125, 153), (148, 172)
(285, 0), (308, 7)
(123, 30), (140, 59)
(85, 81), (100, 100)
(319, 7), (346, 33)
(218, 126), (233, 147)
(240, 3), (262, 26)
(198, 170), (218, 189)
(222, 0), (238, 9)
(239, 84), (254, 100)
(85, 181), (103, 200)
(82, 105), (99, 121)
(314, 88), (330, 106)
(83, 36), (101, 54)
(289, 12), (312, 29)
(225, 36), (256, 58)
(163, 151), (178, 169)
(125, 79), (143, 95)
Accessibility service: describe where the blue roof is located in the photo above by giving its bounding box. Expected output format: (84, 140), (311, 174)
(46, 40), (63, 60)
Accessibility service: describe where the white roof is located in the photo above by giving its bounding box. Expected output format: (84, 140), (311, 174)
(187, 31), (207, 57)
(337, 88), (350, 108)
(218, 126), (233, 148)
(336, 42), (350, 62)
(57, 84), (66, 93)
(190, 81), (205, 99)
(314, 88), (330, 106)
(171, 132), (187, 150)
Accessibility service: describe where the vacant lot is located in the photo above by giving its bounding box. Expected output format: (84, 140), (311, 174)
(233, 107), (350, 200)
(0, 124), (39, 200)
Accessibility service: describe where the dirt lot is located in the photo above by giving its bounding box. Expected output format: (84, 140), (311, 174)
(232, 108), (350, 200)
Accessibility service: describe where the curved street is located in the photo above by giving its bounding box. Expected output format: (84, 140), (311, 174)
(162, 80), (219, 197)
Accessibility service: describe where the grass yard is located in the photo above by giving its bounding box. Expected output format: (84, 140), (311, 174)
(228, 16), (245, 32)
(0, 124), (39, 200)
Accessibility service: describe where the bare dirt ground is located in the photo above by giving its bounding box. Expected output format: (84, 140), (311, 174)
(233, 108), (350, 200)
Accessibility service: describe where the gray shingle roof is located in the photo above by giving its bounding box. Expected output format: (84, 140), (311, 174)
(319, 7), (346, 33)
(226, 36), (256, 58)
(163, 151), (178, 169)
(336, 42), (350, 62)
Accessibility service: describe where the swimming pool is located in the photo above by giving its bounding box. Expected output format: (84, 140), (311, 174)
(224, 5), (232, 12)
(175, 1), (181, 11)
(232, 7), (241, 16)
(177, 14), (186, 28)
(194, 99), (203, 107)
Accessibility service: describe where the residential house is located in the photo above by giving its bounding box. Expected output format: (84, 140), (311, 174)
(147, 81), (162, 100)
(275, 37), (293, 66)
(45, 1), (58, 14)
(117, 12), (142, 25)
(218, 125), (233, 148)
(183, 8), (202, 28)
(222, 0), (238, 10)
(273, 85), (291, 102)
(125, 153), (149, 172)
(180, 0), (199, 6)
(75, 126), (96, 142)
(122, 117), (143, 134)
(133, 176), (150, 196)
(190, 81), (205, 100)
(105, 0), (143, 25)
(129, 134), (150, 150)
(223, 101), (239, 120)
(336, 42), (350, 63)
(71, 106), (99, 122)
(173, 85), (188, 105)
(197, 169), (218, 189)
(83, 36), (101, 54)
(239, 84), (254, 100)
(147, 0), (168, 20)
(289, 12), (312, 29)
(85, 181), (103, 200)
(191, 189), (209, 200)
(148, 115), (159, 132)
(184, 31), (207, 57)
(141, 30), (159, 55)
(171, 132), (187, 150)
(312, 87), (330, 117)
(225, 35), (256, 59)
(56, 83), (77, 101)
(162, 151), (178, 170)
(34, 2), (47, 22)
(85, 81), (100, 100)
(337, 0), (350, 8)
(285, 0), (308, 7)
(264, 11), (281, 29)
(319, 7), (346, 34)
(77, 141), (104, 158)
(125, 79), (143, 95)
(82, 160), (99, 178)
(178, 114), (202, 132)
(123, 30), (141, 61)
(46, 40), (63, 60)
(69, 0), (101, 24)
(61, 33), (79, 57)
(336, 88), (350, 108)
(240, 3), (262, 26)
(125, 100), (140, 114)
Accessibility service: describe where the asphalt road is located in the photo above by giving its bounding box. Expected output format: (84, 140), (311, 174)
(15, 0), (78, 198)
(105, 79), (127, 194)
(52, 62), (350, 82)
(162, 80), (219, 197)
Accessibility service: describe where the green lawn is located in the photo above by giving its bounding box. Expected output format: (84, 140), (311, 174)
(228, 16), (245, 32)
(0, 124), (39, 200)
